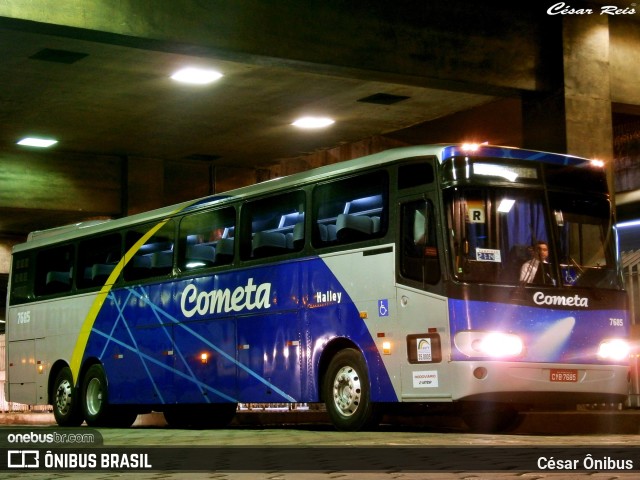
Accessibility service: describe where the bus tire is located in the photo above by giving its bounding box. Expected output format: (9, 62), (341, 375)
(81, 364), (139, 427)
(52, 366), (84, 427)
(82, 364), (110, 426)
(323, 348), (380, 431)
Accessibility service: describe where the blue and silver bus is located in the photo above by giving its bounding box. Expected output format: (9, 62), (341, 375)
(5, 144), (630, 431)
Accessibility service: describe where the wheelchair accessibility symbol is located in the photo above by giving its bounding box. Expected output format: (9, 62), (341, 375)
(378, 299), (389, 317)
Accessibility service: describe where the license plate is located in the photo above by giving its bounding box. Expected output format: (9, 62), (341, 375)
(550, 369), (578, 382)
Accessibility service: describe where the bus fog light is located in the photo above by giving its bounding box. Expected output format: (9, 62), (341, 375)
(598, 339), (630, 361)
(480, 332), (523, 357)
(455, 331), (524, 358)
(473, 367), (488, 379)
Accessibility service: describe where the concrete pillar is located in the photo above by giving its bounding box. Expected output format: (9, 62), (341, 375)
(521, 15), (567, 154)
(562, 14), (613, 162)
(0, 237), (20, 275)
(521, 89), (568, 154)
(523, 14), (614, 195)
(563, 13), (615, 199)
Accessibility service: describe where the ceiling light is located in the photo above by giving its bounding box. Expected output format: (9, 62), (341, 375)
(292, 116), (335, 129)
(171, 67), (223, 84)
(17, 137), (58, 148)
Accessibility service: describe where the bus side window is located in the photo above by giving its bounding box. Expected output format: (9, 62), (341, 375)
(179, 206), (236, 271)
(10, 254), (31, 304)
(398, 162), (434, 189)
(35, 244), (74, 296)
(123, 220), (176, 282)
(241, 191), (305, 260)
(312, 171), (388, 248)
(400, 200), (440, 285)
(77, 233), (122, 289)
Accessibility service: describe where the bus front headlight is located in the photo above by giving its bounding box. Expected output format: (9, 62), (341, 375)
(597, 339), (630, 362)
(455, 331), (524, 358)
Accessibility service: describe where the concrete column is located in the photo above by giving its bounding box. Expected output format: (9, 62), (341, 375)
(523, 14), (614, 195)
(521, 15), (567, 154)
(521, 89), (568, 154)
(562, 14), (613, 162)
(0, 237), (20, 274)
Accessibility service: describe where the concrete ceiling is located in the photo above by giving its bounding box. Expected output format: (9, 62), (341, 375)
(0, 11), (517, 240)
(2, 1), (639, 241)
(0, 26), (497, 168)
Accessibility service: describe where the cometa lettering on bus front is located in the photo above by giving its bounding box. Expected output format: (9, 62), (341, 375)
(181, 279), (271, 318)
(533, 291), (589, 308)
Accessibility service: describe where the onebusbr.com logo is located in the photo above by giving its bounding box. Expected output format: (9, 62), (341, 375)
(6, 431), (98, 445)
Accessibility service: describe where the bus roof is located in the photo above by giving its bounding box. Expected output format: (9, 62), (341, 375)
(15, 144), (592, 252)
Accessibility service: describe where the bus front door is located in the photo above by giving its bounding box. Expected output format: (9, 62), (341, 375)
(397, 197), (451, 402)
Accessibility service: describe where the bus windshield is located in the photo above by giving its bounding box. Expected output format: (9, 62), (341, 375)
(446, 187), (622, 289)
(550, 193), (621, 289)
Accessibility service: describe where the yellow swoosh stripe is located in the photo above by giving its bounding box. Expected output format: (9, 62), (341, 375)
(69, 216), (176, 384)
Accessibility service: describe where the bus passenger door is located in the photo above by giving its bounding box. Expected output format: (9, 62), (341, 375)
(396, 198), (451, 401)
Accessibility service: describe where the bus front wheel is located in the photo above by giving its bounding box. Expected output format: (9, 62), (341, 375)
(52, 367), (84, 427)
(323, 348), (380, 431)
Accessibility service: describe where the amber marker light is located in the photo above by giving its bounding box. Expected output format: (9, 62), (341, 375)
(461, 142), (480, 152)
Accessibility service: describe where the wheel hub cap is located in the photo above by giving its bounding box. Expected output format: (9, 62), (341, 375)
(55, 380), (72, 415)
(332, 366), (361, 417)
(86, 378), (103, 416)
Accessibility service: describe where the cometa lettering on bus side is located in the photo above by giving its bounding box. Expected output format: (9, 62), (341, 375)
(180, 279), (271, 318)
(533, 291), (589, 308)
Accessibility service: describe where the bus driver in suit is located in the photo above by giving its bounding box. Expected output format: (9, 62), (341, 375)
(520, 241), (553, 284)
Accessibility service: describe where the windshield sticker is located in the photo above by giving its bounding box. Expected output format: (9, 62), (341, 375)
(476, 248), (502, 263)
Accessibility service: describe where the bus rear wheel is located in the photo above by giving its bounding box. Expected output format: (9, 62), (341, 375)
(323, 348), (380, 431)
(82, 364), (137, 428)
(52, 366), (84, 427)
